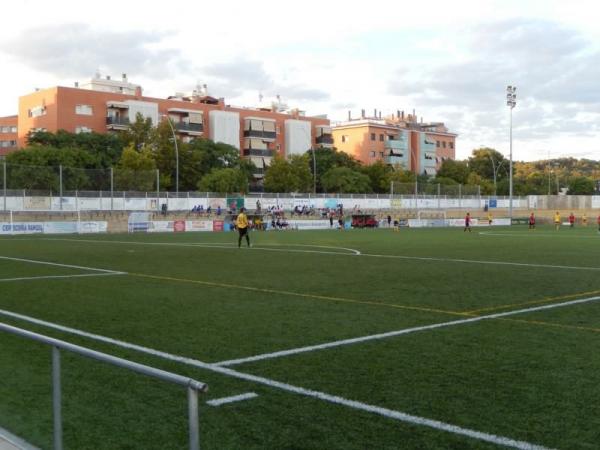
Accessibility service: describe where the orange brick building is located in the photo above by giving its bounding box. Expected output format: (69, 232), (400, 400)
(332, 109), (457, 175)
(0, 115), (18, 156)
(10, 73), (332, 179)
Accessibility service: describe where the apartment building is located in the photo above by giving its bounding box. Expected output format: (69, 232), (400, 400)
(0, 115), (18, 156)
(13, 73), (332, 179)
(332, 109), (456, 175)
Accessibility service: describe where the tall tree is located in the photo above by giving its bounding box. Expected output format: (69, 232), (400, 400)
(321, 167), (372, 193)
(197, 168), (248, 193)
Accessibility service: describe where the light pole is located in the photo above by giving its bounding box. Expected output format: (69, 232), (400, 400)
(161, 115), (179, 193)
(506, 85), (517, 221)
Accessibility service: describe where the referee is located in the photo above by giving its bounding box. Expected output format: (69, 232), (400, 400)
(236, 207), (251, 248)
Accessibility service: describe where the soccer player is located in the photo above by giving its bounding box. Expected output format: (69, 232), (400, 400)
(487, 212), (493, 226)
(236, 207), (251, 248)
(582, 213), (588, 227)
(554, 211), (561, 231)
(464, 212), (472, 232)
(597, 214), (600, 233)
(569, 212), (575, 228)
(528, 212), (536, 230)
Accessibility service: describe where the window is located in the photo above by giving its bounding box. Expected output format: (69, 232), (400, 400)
(0, 140), (16, 148)
(10, 126), (17, 133)
(379, 134), (384, 141)
(341, 135), (349, 143)
(379, 151), (384, 157)
(0, 127), (8, 133)
(75, 104), (93, 115)
(370, 151), (376, 157)
(28, 106), (46, 118)
(442, 141), (447, 148)
(449, 142), (454, 149)
(370, 133), (376, 141)
(436, 141), (440, 148)
(75, 126), (92, 134)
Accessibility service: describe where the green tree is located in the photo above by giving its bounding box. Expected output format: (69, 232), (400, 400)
(121, 113), (155, 150)
(263, 156), (294, 192)
(436, 159), (471, 184)
(568, 176), (595, 194)
(289, 154), (313, 193)
(361, 160), (393, 193)
(321, 167), (372, 193)
(309, 147), (361, 192)
(197, 168), (248, 193)
(468, 148), (508, 182)
(114, 144), (157, 191)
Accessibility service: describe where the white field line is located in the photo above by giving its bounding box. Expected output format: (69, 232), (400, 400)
(41, 238), (361, 256)
(206, 392), (258, 407)
(0, 273), (125, 283)
(0, 310), (555, 450)
(214, 295), (600, 367)
(40, 238), (600, 271)
(0, 255), (125, 274)
(479, 231), (600, 239)
(358, 252), (600, 271)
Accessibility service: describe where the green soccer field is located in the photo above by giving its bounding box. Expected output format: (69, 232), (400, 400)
(1, 226), (600, 450)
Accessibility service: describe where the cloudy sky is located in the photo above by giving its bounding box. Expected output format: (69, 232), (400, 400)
(1, 0), (599, 161)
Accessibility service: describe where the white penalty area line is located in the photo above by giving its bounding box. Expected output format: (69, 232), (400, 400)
(479, 231), (600, 239)
(40, 238), (362, 256)
(0, 255), (126, 275)
(206, 392), (258, 407)
(0, 273), (125, 283)
(214, 295), (600, 367)
(0, 309), (554, 450)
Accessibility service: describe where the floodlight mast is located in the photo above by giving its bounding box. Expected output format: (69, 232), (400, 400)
(506, 85), (517, 221)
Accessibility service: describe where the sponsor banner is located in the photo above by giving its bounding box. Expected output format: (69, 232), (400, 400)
(408, 219), (448, 228)
(286, 220), (331, 230)
(592, 196), (600, 208)
(78, 198), (102, 210)
(0, 222), (44, 234)
(185, 220), (213, 232)
(173, 220), (186, 232)
(209, 198), (227, 209)
(124, 198), (147, 210)
(447, 218), (480, 227)
(213, 220), (224, 232)
(148, 221), (174, 233)
(0, 221), (107, 235)
(79, 221), (108, 233)
(24, 197), (51, 210)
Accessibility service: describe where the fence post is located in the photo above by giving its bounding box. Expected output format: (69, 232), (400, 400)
(188, 386), (200, 450)
(59, 165), (63, 211)
(437, 183), (441, 210)
(52, 346), (63, 450)
(156, 169), (160, 212)
(110, 167), (114, 211)
(3, 161), (6, 212)
(459, 184), (462, 209)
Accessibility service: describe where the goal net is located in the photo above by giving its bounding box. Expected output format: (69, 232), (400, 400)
(128, 212), (152, 233)
(417, 210), (447, 220)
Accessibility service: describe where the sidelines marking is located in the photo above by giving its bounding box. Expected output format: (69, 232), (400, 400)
(130, 272), (466, 317)
(214, 295), (600, 367)
(0, 273), (125, 283)
(358, 252), (600, 272)
(206, 392), (258, 407)
(464, 289), (600, 314)
(0, 255), (125, 275)
(500, 317), (600, 335)
(41, 238), (361, 256)
(0, 311), (554, 450)
(39, 237), (600, 271)
(479, 231), (600, 239)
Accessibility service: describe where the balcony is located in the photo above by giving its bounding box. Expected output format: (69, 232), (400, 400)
(386, 155), (408, 166)
(385, 139), (408, 150)
(106, 116), (130, 129)
(243, 149), (274, 157)
(244, 130), (276, 140)
(316, 135), (334, 145)
(174, 122), (203, 134)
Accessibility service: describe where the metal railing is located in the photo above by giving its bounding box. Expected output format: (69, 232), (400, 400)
(0, 322), (208, 450)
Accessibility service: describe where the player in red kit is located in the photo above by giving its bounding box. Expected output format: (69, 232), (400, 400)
(464, 212), (471, 232)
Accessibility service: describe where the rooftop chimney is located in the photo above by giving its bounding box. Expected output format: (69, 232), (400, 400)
(348, 110), (351, 120)
(374, 108), (377, 118)
(74, 81), (79, 88)
(361, 109), (365, 119)
(135, 86), (142, 97)
(122, 73), (127, 81)
(106, 75), (111, 80)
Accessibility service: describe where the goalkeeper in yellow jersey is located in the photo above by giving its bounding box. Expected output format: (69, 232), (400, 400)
(236, 208), (251, 248)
